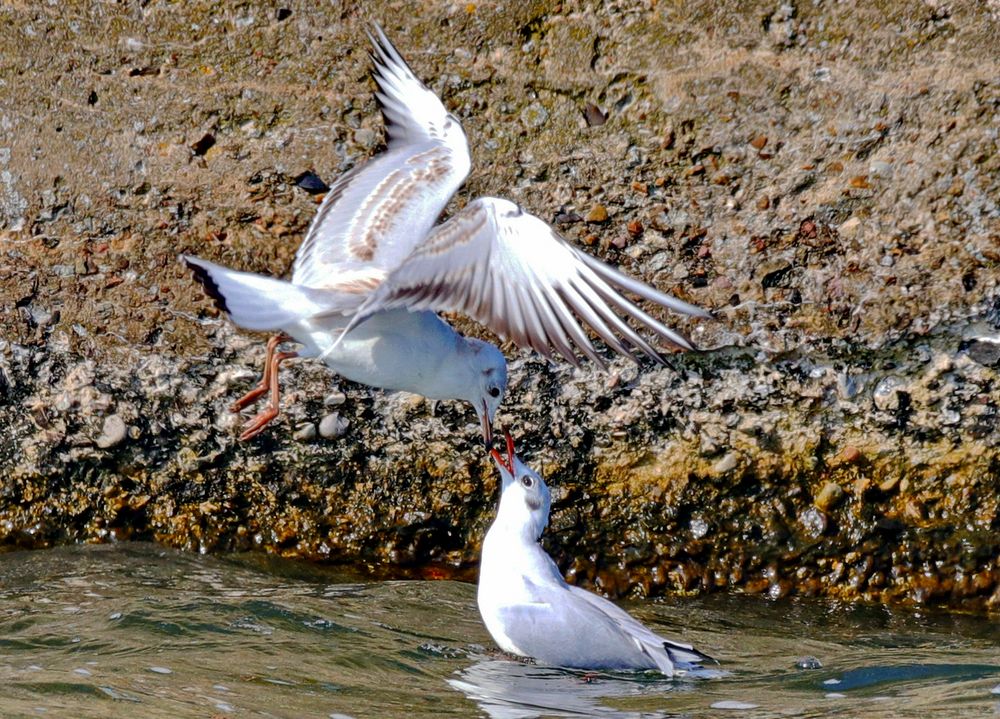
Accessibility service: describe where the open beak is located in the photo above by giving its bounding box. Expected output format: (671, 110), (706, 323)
(490, 430), (516, 474)
(480, 400), (493, 449)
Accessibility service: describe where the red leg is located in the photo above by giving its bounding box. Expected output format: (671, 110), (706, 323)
(237, 350), (298, 441)
(230, 333), (291, 413)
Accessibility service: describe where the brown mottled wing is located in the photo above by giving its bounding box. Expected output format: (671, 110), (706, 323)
(334, 197), (711, 367)
(292, 25), (470, 289)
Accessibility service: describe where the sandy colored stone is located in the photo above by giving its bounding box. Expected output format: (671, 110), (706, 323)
(585, 204), (609, 223)
(815, 482), (846, 512)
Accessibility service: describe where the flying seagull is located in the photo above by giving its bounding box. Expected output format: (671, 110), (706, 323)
(182, 25), (709, 444)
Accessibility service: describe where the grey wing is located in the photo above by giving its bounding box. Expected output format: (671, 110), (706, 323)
(566, 585), (714, 669)
(333, 197), (711, 367)
(291, 25), (470, 289)
(496, 583), (669, 673)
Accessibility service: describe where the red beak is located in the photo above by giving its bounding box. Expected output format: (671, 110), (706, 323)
(489, 430), (515, 473)
(480, 400), (493, 449)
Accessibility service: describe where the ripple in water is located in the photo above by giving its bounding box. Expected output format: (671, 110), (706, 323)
(0, 543), (998, 718)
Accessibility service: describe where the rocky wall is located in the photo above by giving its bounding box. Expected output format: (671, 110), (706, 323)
(1, 0), (998, 610)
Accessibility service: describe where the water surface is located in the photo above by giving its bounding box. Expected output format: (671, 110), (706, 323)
(0, 544), (997, 718)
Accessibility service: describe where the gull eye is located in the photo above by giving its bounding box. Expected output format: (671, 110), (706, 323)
(488, 387), (500, 398)
(520, 475), (533, 488)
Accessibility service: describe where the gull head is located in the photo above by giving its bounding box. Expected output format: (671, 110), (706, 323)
(464, 339), (508, 448)
(490, 432), (550, 540)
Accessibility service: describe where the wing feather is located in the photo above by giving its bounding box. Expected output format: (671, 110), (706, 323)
(334, 197), (708, 366)
(569, 275), (664, 360)
(533, 290), (582, 367)
(292, 24), (470, 289)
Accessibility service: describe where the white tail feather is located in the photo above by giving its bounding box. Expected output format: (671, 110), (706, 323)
(181, 255), (341, 331)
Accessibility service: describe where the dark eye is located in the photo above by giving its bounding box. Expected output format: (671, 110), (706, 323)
(520, 475), (533, 488)
(488, 387), (500, 398)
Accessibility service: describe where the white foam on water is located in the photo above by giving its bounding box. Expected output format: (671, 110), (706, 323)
(710, 700), (760, 710)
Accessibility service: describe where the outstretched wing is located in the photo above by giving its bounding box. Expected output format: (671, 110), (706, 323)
(292, 24), (471, 289)
(336, 197), (711, 368)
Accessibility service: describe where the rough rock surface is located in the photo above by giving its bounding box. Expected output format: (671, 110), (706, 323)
(1, 2), (998, 611)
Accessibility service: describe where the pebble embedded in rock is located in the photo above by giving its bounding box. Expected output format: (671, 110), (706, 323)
(96, 414), (127, 449)
(323, 391), (347, 407)
(554, 211), (582, 225)
(353, 128), (376, 149)
(965, 339), (1000, 368)
(814, 482), (845, 511)
(293, 422), (317, 442)
(712, 452), (739, 474)
(294, 171), (329, 195)
(873, 376), (905, 411)
(799, 507), (827, 538)
(795, 656), (823, 670)
(319, 413), (349, 439)
(838, 216), (861, 238)
(833, 445), (863, 465)
(585, 204), (609, 223)
(520, 102), (548, 129)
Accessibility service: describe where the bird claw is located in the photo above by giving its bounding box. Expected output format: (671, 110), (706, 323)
(238, 406), (279, 441)
(230, 385), (268, 413)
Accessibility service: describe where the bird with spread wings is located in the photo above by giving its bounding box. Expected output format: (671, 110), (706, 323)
(182, 25), (709, 442)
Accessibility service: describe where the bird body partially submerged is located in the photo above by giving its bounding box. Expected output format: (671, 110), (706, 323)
(479, 435), (715, 675)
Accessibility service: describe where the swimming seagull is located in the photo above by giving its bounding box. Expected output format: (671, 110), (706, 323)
(478, 434), (715, 675)
(181, 25), (709, 443)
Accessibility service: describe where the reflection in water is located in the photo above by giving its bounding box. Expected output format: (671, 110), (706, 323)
(449, 657), (729, 719)
(448, 658), (668, 719)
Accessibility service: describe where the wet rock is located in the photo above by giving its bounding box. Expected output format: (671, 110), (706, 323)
(814, 482), (845, 512)
(0, 0), (998, 615)
(799, 508), (828, 538)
